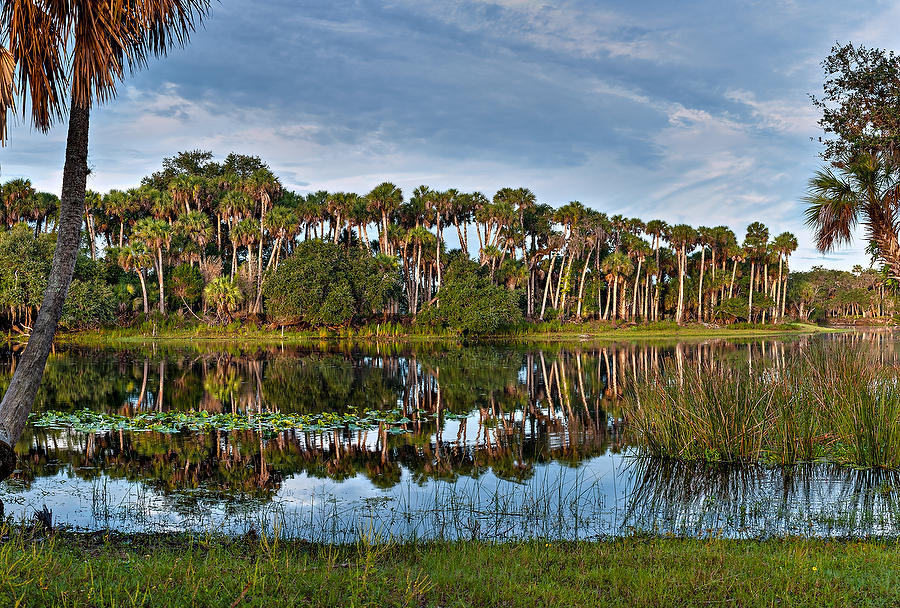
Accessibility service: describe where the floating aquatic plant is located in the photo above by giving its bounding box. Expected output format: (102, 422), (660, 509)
(28, 407), (435, 435)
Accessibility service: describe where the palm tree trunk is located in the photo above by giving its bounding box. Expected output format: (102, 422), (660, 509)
(780, 268), (788, 320)
(631, 258), (642, 319)
(138, 270), (149, 314)
(576, 246), (595, 318)
(559, 251), (575, 319)
(612, 277), (618, 320)
(157, 248), (166, 315)
(539, 255), (556, 320)
(772, 253), (784, 321)
(748, 262), (755, 322)
(0, 102), (90, 480)
(676, 248), (685, 325)
(729, 260), (737, 299)
(697, 247), (706, 321)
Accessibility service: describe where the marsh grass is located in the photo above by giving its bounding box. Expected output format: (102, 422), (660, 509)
(627, 342), (900, 468)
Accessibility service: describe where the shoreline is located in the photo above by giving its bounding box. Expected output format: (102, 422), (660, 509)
(46, 321), (848, 348)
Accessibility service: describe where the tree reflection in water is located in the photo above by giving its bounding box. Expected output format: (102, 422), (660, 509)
(2, 331), (900, 538)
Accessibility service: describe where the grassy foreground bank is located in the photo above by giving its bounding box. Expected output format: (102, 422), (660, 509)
(1, 531), (899, 607)
(53, 320), (840, 348)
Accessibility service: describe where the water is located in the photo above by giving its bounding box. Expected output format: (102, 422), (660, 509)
(2, 330), (900, 540)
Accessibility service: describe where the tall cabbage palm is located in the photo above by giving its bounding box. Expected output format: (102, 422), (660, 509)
(601, 251), (632, 320)
(805, 153), (900, 279)
(264, 205), (297, 269)
(117, 243), (154, 314)
(645, 219), (668, 320)
(132, 217), (173, 314)
(367, 182), (403, 256)
(743, 222), (769, 322)
(695, 226), (714, 321)
(772, 231), (798, 320)
(666, 224), (697, 324)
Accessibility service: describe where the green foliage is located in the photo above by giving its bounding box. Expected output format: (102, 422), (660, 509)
(60, 278), (117, 328)
(262, 240), (398, 326)
(0, 224), (54, 314)
(204, 277), (243, 322)
(417, 259), (523, 335)
(714, 297), (749, 322)
(168, 263), (203, 308)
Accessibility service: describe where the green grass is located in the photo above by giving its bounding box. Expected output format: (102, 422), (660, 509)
(2, 528), (900, 607)
(626, 341), (900, 468)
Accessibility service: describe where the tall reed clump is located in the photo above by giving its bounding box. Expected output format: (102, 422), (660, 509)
(801, 343), (900, 469)
(626, 341), (900, 469)
(625, 362), (775, 463)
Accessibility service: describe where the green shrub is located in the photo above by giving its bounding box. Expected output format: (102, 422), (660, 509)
(262, 240), (399, 326)
(61, 278), (117, 328)
(417, 259), (523, 335)
(168, 263), (203, 310)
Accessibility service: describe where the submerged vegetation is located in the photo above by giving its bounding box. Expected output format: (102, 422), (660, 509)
(627, 342), (900, 468)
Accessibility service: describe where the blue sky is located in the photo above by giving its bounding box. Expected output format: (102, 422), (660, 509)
(3, 0), (900, 270)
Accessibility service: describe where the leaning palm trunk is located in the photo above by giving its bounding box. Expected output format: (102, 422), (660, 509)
(0, 103), (90, 479)
(539, 255), (556, 320)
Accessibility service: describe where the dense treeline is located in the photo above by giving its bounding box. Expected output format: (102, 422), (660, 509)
(0, 149), (888, 333)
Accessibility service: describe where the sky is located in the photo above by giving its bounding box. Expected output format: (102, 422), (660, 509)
(2, 0), (900, 270)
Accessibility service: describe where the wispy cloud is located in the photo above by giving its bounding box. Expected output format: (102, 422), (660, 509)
(0, 0), (887, 271)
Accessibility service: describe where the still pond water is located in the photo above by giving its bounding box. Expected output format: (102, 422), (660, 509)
(2, 331), (900, 541)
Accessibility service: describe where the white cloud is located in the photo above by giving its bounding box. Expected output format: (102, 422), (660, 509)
(725, 89), (818, 136)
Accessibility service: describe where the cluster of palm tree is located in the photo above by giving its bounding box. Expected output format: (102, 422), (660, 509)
(0, 179), (58, 235)
(6, 153), (806, 325)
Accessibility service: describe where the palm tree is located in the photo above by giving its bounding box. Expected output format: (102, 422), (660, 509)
(2, 4), (212, 465)
(103, 189), (132, 247)
(132, 218), (174, 314)
(666, 224), (697, 324)
(805, 152), (900, 279)
(367, 182), (403, 256)
(601, 252), (632, 321)
(176, 210), (213, 264)
(83, 190), (102, 260)
(117, 244), (154, 314)
(219, 190), (254, 278)
(743, 222), (769, 322)
(726, 244), (745, 299)
(623, 233), (651, 320)
(264, 205), (297, 269)
(695, 226), (714, 321)
(0, 178), (34, 227)
(645, 219), (668, 321)
(427, 189), (457, 289)
(204, 277), (243, 323)
(772, 231), (798, 321)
